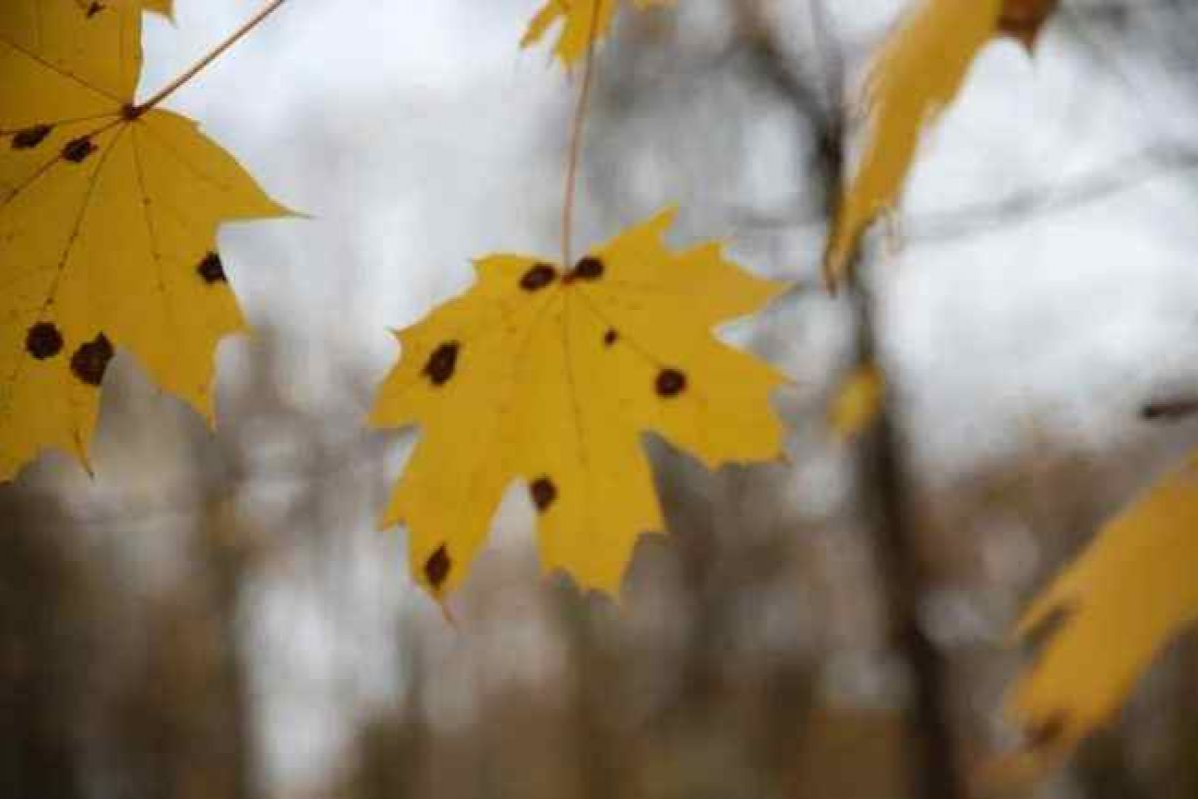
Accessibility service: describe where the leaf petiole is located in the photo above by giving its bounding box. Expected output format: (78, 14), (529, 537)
(130, 0), (289, 117)
(561, 0), (600, 268)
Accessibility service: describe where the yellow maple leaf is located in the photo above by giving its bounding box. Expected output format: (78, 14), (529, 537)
(521, 0), (674, 66)
(1007, 460), (1198, 765)
(0, 0), (287, 481)
(370, 209), (787, 598)
(828, 362), (883, 441)
(824, 0), (1054, 287)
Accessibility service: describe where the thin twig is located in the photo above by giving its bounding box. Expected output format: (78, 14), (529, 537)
(1142, 397), (1198, 422)
(729, 142), (1198, 245)
(132, 0), (289, 115)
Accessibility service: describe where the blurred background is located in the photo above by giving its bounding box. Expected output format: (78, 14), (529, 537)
(5, 0), (1198, 797)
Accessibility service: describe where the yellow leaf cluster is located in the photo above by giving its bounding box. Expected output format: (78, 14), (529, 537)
(1008, 461), (1198, 766)
(522, 0), (675, 66)
(0, 0), (286, 481)
(824, 0), (1055, 286)
(370, 210), (787, 599)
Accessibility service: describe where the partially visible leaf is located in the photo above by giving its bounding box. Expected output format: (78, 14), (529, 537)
(521, 0), (674, 66)
(370, 209), (787, 599)
(1008, 460), (1198, 764)
(824, 0), (1055, 287)
(829, 363), (883, 440)
(0, 0), (288, 481)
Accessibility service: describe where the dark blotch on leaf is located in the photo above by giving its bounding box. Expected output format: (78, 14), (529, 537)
(423, 342), (460, 386)
(570, 256), (605, 282)
(197, 252), (227, 284)
(62, 137), (96, 164)
(25, 322), (64, 360)
(424, 545), (451, 590)
(603, 329), (618, 347)
(1026, 713), (1067, 751)
(529, 477), (558, 513)
(520, 263), (557, 292)
(12, 124), (52, 150)
(70, 333), (114, 387)
(655, 368), (687, 398)
(86, 2), (105, 18)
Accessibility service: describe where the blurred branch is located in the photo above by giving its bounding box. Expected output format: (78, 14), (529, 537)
(909, 142), (1198, 242)
(731, 141), (1198, 245)
(733, 2), (969, 798)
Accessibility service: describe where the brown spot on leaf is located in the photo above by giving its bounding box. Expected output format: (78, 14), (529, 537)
(62, 137), (96, 163)
(1026, 713), (1067, 752)
(25, 322), (64, 360)
(529, 477), (558, 513)
(86, 2), (105, 18)
(196, 252), (226, 284)
(655, 368), (687, 398)
(520, 263), (557, 292)
(569, 255), (604, 282)
(603, 329), (618, 347)
(424, 545), (451, 590)
(423, 342), (460, 386)
(12, 125), (52, 150)
(70, 333), (114, 387)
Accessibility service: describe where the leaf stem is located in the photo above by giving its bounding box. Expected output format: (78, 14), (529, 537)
(132, 0), (289, 116)
(561, 4), (601, 268)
